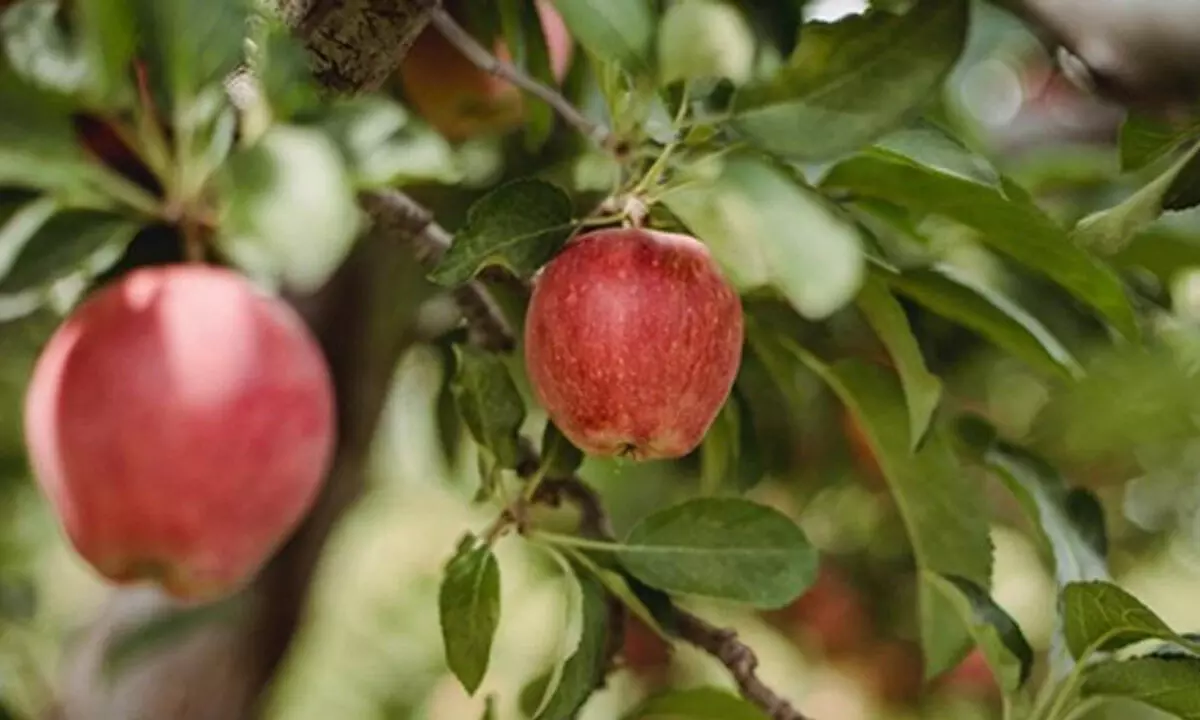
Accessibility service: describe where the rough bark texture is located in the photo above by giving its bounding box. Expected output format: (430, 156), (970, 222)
(50, 2), (437, 718)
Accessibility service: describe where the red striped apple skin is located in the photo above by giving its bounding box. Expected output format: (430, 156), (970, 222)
(23, 265), (336, 603)
(524, 228), (744, 461)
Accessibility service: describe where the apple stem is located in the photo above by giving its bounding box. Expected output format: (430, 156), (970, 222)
(425, 5), (621, 154)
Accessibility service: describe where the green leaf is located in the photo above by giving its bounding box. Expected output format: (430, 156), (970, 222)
(1083, 657), (1200, 719)
(616, 497), (817, 609)
(216, 124), (362, 293)
(657, 0), (755, 86)
(1073, 142), (1200, 255)
(541, 420), (584, 478)
(856, 275), (942, 447)
(550, 0), (653, 72)
(128, 0), (247, 109)
(730, 0), (967, 161)
(103, 596), (245, 679)
(822, 148), (1139, 339)
(870, 261), (1081, 379)
(76, 0), (136, 107)
(439, 535), (502, 695)
(0, 194), (58, 276)
(924, 573), (1033, 696)
(699, 399), (737, 495)
(1120, 113), (1200, 171)
(0, 210), (139, 293)
(1062, 581), (1200, 660)
(480, 695), (498, 720)
(429, 179), (574, 287)
(532, 568), (611, 720)
(0, 67), (107, 196)
(664, 153), (863, 319)
(451, 344), (527, 469)
(769, 334), (992, 676)
(1, 0), (87, 94)
(624, 687), (769, 719)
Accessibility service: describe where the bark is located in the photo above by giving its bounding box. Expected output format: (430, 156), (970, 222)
(50, 3), (438, 718)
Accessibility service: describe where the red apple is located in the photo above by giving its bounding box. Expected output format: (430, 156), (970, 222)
(23, 265), (336, 602)
(524, 228), (744, 460)
(398, 0), (573, 140)
(622, 614), (672, 676)
(774, 564), (872, 659)
(937, 649), (1001, 702)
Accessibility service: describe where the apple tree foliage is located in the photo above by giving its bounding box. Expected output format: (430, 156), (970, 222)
(1, 0), (1200, 719)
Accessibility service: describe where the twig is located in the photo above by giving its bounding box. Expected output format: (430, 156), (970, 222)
(514, 441), (813, 720)
(361, 190), (516, 352)
(423, 5), (618, 152)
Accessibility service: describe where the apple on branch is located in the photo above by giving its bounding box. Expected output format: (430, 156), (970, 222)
(524, 228), (744, 461)
(23, 265), (336, 603)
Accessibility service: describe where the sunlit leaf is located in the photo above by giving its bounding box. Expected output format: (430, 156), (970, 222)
(665, 152), (863, 319)
(1083, 657), (1200, 719)
(550, 0), (652, 72)
(823, 148), (1139, 339)
(1063, 581), (1200, 660)
(657, 0), (755, 86)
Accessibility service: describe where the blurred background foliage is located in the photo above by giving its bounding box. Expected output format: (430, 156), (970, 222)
(3, 0), (1200, 718)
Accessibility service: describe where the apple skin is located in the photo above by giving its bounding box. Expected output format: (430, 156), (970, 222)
(398, 0), (573, 141)
(773, 564), (872, 659)
(23, 265), (336, 603)
(524, 228), (744, 460)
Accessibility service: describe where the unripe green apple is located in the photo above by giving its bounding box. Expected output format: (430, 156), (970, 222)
(524, 228), (744, 460)
(23, 265), (336, 603)
(398, 0), (573, 141)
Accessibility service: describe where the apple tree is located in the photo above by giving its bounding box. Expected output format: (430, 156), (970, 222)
(2, 0), (1200, 719)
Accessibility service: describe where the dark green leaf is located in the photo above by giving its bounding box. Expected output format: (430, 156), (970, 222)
(1073, 142), (1200, 254)
(439, 535), (502, 695)
(533, 568), (611, 720)
(550, 0), (653, 72)
(733, 344), (803, 476)
(216, 125), (361, 292)
(925, 573), (1034, 695)
(128, 0), (247, 108)
(541, 420), (584, 478)
(822, 149), (1139, 339)
(624, 687), (769, 719)
(664, 153), (864, 319)
(1063, 581), (1200, 660)
(1, 0), (86, 93)
(856, 275), (942, 447)
(616, 497), (817, 609)
(451, 344), (526, 469)
(1120, 113), (1200, 171)
(730, 0), (968, 161)
(0, 67), (107, 196)
(0, 194), (58, 276)
(770, 333), (992, 676)
(0, 210), (139, 293)
(1083, 657), (1200, 719)
(429, 179), (574, 287)
(103, 596), (245, 679)
(870, 261), (1081, 378)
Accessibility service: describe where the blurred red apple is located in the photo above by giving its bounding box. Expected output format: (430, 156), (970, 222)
(622, 614), (672, 684)
(23, 265), (336, 602)
(524, 228), (744, 460)
(398, 0), (573, 140)
(774, 564), (872, 659)
(937, 649), (1001, 702)
(854, 639), (925, 707)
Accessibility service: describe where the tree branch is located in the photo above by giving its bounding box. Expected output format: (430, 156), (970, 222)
(515, 442), (813, 720)
(423, 4), (619, 152)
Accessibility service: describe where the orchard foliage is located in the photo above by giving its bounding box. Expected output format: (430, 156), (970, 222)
(1, 0), (1200, 719)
